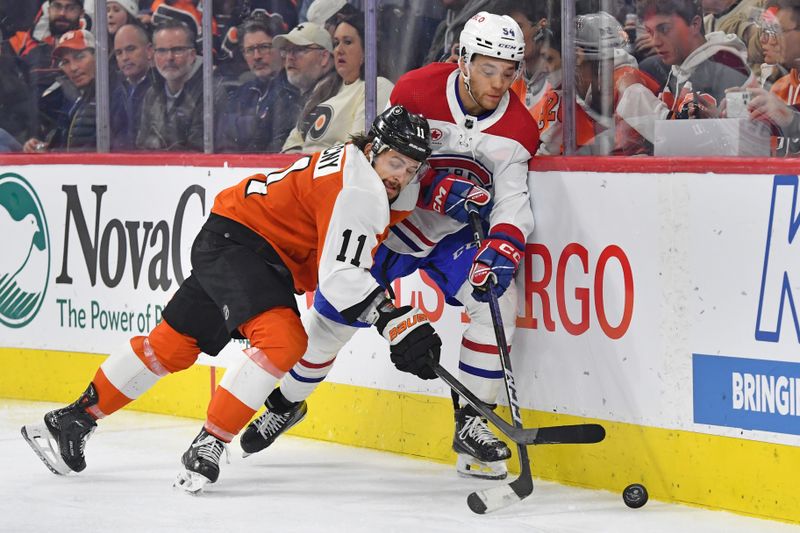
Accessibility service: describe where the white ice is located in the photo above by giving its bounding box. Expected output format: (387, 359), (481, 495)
(2, 399), (798, 533)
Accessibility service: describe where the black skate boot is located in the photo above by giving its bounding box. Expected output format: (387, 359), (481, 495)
(21, 384), (99, 475)
(453, 404), (511, 480)
(174, 428), (229, 493)
(240, 388), (307, 457)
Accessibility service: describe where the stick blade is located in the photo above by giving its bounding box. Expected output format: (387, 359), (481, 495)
(466, 475), (534, 514)
(529, 423), (606, 445)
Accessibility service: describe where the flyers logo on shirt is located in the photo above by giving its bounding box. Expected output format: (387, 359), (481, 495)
(308, 105), (334, 141)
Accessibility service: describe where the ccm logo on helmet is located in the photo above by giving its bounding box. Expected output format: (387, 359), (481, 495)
(389, 313), (429, 341)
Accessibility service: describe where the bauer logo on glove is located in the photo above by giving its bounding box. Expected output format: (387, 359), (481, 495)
(388, 311), (429, 342)
(374, 301), (441, 380)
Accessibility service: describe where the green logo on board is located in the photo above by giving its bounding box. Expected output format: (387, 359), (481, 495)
(0, 173), (50, 328)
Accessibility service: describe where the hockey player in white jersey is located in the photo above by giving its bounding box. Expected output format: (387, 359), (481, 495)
(240, 11), (539, 480)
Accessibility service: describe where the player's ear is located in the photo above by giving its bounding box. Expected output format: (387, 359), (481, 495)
(363, 142), (373, 158)
(458, 54), (468, 77)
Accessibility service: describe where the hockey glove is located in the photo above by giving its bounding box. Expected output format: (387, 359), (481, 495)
(468, 226), (524, 302)
(418, 173), (492, 224)
(375, 302), (441, 380)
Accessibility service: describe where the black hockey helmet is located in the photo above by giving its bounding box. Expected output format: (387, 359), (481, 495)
(369, 105), (432, 163)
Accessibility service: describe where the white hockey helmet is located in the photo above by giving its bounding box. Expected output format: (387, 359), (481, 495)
(575, 11), (625, 61)
(459, 11), (525, 67)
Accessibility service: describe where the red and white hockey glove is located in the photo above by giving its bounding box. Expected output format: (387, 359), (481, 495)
(468, 225), (524, 302)
(374, 301), (441, 380)
(418, 172), (492, 224)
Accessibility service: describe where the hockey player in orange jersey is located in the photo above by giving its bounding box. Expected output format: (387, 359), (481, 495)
(21, 105), (440, 492)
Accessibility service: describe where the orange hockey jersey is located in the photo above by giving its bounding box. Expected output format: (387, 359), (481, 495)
(212, 143), (417, 314)
(771, 69), (800, 105)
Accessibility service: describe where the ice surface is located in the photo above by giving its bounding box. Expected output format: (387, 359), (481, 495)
(2, 400), (798, 533)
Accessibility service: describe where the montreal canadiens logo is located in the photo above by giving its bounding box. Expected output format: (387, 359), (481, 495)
(430, 128), (444, 143)
(428, 154), (493, 188)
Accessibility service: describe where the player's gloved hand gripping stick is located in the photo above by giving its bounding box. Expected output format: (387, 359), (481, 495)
(431, 204), (606, 514)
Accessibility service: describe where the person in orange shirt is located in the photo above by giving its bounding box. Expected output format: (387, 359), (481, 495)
(746, 0), (800, 153)
(533, 11), (661, 155)
(21, 105), (442, 493)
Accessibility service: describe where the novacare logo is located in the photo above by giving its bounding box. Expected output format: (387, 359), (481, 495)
(0, 173), (50, 328)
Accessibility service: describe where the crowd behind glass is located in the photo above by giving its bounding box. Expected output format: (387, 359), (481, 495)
(2, 0), (798, 157)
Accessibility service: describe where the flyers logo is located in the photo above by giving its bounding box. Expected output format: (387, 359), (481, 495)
(308, 105), (334, 140)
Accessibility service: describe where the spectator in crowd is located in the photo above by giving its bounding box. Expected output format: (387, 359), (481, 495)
(23, 29), (97, 153)
(282, 14), (393, 153)
(746, 0), (800, 152)
(617, 0), (753, 145)
(495, 0), (551, 110)
(306, 0), (359, 35)
(535, 11), (660, 155)
(0, 46), (37, 144)
(702, 0), (766, 74)
(216, 10), (302, 152)
(539, 23), (562, 91)
(137, 19), (215, 151)
(108, 0), (141, 41)
(110, 23), (155, 150)
(758, 3), (787, 87)
(424, 0), (495, 64)
(276, 22), (336, 111)
(7, 0), (86, 98)
(767, 0), (800, 98)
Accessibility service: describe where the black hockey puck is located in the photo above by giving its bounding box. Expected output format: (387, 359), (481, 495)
(622, 483), (648, 508)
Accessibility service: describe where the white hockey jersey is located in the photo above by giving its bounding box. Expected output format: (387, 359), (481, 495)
(212, 142), (418, 319)
(386, 63), (539, 256)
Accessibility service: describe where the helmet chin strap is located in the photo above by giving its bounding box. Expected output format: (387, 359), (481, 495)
(461, 60), (483, 112)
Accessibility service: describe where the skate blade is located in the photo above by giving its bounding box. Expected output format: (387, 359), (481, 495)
(456, 454), (508, 481)
(20, 424), (72, 476)
(173, 469), (212, 494)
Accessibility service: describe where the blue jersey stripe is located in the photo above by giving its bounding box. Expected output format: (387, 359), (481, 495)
(458, 361), (504, 379)
(389, 226), (423, 253)
(289, 369), (326, 383)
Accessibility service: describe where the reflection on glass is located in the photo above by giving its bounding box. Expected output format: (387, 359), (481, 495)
(4, 1), (800, 157)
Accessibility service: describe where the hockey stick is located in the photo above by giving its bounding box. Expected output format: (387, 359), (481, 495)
(432, 362), (605, 446)
(463, 210), (533, 514)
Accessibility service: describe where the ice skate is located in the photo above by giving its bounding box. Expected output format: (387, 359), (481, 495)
(174, 429), (229, 494)
(21, 384), (99, 475)
(453, 404), (511, 480)
(240, 393), (307, 457)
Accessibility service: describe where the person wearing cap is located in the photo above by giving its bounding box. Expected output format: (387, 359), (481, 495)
(216, 11), (302, 152)
(110, 23), (155, 150)
(305, 0), (359, 36)
(273, 21), (335, 104)
(617, 0), (753, 149)
(108, 0), (141, 38)
(137, 18), (223, 151)
(534, 11), (662, 155)
(281, 13), (394, 153)
(23, 28), (97, 153)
